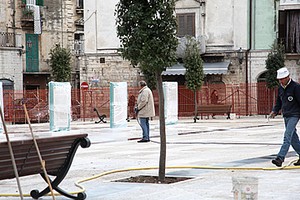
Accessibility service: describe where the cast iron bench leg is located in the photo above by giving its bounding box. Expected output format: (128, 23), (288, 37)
(30, 138), (90, 200)
(94, 108), (107, 123)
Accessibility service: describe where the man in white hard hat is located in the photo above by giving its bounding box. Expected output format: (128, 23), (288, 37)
(270, 67), (300, 167)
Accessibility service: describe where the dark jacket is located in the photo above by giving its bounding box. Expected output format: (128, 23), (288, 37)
(272, 79), (300, 117)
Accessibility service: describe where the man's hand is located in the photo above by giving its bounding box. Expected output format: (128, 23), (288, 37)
(269, 111), (277, 119)
(134, 106), (139, 115)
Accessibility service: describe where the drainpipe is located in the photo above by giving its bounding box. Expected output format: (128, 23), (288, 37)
(61, 0), (64, 47)
(11, 0), (16, 46)
(245, 0), (253, 116)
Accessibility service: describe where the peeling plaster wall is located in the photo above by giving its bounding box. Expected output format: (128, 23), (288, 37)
(39, 0), (77, 71)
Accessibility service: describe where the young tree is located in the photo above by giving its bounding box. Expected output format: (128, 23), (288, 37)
(265, 42), (285, 89)
(49, 44), (72, 82)
(265, 42), (285, 109)
(183, 37), (204, 122)
(141, 68), (157, 90)
(115, 0), (178, 182)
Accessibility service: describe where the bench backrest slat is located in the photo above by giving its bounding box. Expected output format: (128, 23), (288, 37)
(0, 133), (87, 180)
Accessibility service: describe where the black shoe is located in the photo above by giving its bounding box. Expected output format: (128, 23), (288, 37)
(272, 157), (283, 167)
(294, 158), (300, 166)
(137, 139), (150, 143)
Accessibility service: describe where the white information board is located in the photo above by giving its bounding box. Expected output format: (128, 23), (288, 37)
(110, 82), (127, 128)
(49, 81), (71, 132)
(163, 82), (178, 125)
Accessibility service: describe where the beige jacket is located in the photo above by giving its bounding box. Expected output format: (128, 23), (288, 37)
(137, 86), (155, 118)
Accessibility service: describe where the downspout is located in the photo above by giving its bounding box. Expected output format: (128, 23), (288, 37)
(11, 0), (16, 46)
(245, 0), (253, 116)
(61, 0), (64, 47)
(95, 5), (98, 53)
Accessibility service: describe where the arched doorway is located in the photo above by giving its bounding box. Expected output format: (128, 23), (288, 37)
(0, 79), (14, 121)
(0, 79), (14, 90)
(257, 72), (276, 115)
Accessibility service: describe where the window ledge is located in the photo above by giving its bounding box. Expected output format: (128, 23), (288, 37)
(285, 53), (300, 60)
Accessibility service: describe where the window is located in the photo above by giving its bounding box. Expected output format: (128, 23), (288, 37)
(77, 0), (83, 9)
(176, 13), (195, 37)
(278, 10), (300, 53)
(22, 0), (44, 6)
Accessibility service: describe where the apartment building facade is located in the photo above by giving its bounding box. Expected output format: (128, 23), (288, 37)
(83, 0), (300, 88)
(0, 0), (83, 92)
(0, 0), (299, 93)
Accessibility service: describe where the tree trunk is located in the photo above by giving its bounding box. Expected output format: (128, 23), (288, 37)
(194, 90), (197, 121)
(156, 71), (166, 183)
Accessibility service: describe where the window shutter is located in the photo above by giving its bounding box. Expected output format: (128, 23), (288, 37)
(177, 15), (186, 37)
(176, 13), (195, 37)
(186, 14), (195, 36)
(36, 0), (44, 6)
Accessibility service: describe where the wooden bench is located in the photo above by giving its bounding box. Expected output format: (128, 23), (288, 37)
(0, 133), (91, 200)
(194, 104), (232, 122)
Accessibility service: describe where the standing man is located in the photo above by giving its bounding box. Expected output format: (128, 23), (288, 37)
(270, 67), (300, 167)
(136, 80), (155, 143)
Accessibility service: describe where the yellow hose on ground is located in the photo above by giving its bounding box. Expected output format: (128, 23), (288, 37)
(1, 160), (299, 197)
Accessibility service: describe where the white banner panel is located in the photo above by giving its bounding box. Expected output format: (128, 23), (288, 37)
(163, 82), (178, 125)
(110, 82), (127, 128)
(49, 81), (71, 132)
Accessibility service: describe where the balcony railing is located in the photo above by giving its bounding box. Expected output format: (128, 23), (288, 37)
(0, 32), (22, 48)
(21, 6), (34, 21)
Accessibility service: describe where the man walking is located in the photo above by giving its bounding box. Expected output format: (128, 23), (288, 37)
(270, 67), (300, 167)
(136, 80), (155, 143)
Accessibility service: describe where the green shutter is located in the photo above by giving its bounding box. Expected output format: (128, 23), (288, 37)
(26, 34), (39, 72)
(36, 0), (44, 6)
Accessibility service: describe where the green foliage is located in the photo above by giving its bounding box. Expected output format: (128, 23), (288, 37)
(265, 42), (285, 88)
(49, 44), (72, 82)
(184, 37), (204, 91)
(141, 69), (157, 90)
(115, 0), (178, 74)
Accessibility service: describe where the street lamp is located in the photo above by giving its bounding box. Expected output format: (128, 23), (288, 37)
(237, 47), (244, 64)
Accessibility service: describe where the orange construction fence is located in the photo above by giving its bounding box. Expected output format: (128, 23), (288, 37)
(2, 82), (277, 124)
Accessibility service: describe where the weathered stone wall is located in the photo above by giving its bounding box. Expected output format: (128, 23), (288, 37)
(80, 54), (141, 87)
(285, 60), (300, 82)
(0, 48), (23, 91)
(248, 51), (269, 83)
(0, 0), (6, 31)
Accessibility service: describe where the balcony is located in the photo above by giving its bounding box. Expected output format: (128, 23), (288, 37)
(21, 6), (34, 29)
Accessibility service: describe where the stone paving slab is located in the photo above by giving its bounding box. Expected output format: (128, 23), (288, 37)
(0, 116), (300, 199)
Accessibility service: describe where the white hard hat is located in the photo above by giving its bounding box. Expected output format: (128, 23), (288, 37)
(277, 67), (290, 79)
